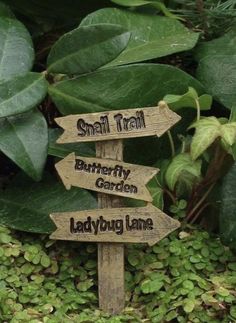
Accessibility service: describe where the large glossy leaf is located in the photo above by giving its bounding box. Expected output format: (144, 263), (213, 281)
(47, 24), (130, 75)
(0, 173), (97, 233)
(48, 128), (95, 158)
(195, 28), (236, 62)
(220, 162), (236, 247)
(0, 72), (48, 117)
(49, 64), (204, 115)
(80, 8), (199, 66)
(0, 109), (48, 181)
(196, 55), (236, 110)
(0, 17), (34, 81)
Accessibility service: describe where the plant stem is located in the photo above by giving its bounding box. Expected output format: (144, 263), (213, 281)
(195, 98), (201, 121)
(164, 189), (176, 204)
(167, 130), (175, 157)
(186, 183), (215, 220)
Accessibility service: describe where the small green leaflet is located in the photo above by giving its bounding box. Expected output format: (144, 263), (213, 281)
(164, 87), (212, 111)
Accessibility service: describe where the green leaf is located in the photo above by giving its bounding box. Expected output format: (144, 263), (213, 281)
(111, 0), (179, 19)
(40, 255), (51, 268)
(164, 87), (212, 111)
(165, 153), (202, 191)
(0, 17), (34, 81)
(48, 128), (95, 158)
(80, 8), (199, 66)
(183, 299), (195, 313)
(147, 177), (163, 210)
(48, 64), (204, 115)
(0, 2), (14, 18)
(221, 122), (236, 146)
(141, 278), (164, 294)
(111, 0), (153, 6)
(47, 24), (130, 75)
(197, 55), (236, 110)
(195, 28), (236, 62)
(220, 162), (236, 247)
(0, 109), (48, 181)
(190, 117), (221, 160)
(0, 173), (97, 233)
(0, 72), (48, 117)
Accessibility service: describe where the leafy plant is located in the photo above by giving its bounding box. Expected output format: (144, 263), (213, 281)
(0, 225), (235, 322)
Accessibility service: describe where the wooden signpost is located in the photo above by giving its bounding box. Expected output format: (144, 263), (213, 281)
(50, 101), (181, 314)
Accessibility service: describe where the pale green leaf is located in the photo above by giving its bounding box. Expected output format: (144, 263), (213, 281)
(0, 72), (48, 117)
(0, 17), (34, 81)
(0, 109), (48, 181)
(221, 122), (236, 146)
(165, 153), (202, 190)
(183, 299), (195, 313)
(164, 87), (212, 111)
(80, 8), (199, 66)
(190, 117), (221, 160)
(47, 24), (130, 74)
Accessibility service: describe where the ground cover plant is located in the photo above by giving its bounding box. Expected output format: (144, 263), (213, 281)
(0, 0), (236, 321)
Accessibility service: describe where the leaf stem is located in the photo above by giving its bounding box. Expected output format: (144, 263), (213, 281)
(195, 98), (201, 121)
(167, 130), (175, 157)
(186, 183), (215, 220)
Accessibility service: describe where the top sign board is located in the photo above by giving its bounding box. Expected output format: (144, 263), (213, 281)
(56, 101), (180, 144)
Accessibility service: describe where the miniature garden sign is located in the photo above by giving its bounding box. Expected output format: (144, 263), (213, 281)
(50, 101), (181, 314)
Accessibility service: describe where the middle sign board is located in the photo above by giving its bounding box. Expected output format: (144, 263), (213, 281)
(55, 153), (158, 202)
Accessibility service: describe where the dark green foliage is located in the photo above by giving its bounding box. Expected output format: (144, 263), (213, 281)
(0, 225), (236, 322)
(0, 0), (236, 261)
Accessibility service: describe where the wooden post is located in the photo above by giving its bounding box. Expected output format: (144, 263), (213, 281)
(96, 139), (125, 314)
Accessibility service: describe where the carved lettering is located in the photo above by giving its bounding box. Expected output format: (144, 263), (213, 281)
(69, 215), (153, 236)
(77, 116), (110, 137)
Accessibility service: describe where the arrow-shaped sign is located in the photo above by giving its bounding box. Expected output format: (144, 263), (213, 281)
(55, 153), (158, 202)
(55, 101), (181, 144)
(50, 204), (180, 246)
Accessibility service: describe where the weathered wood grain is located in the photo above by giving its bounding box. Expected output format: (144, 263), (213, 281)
(56, 101), (181, 143)
(55, 153), (158, 202)
(96, 140), (124, 314)
(50, 204), (180, 246)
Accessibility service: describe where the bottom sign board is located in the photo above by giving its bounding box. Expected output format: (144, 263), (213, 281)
(50, 204), (180, 246)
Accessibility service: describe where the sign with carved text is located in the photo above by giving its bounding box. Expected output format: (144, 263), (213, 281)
(50, 204), (180, 246)
(55, 101), (180, 143)
(55, 153), (158, 202)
